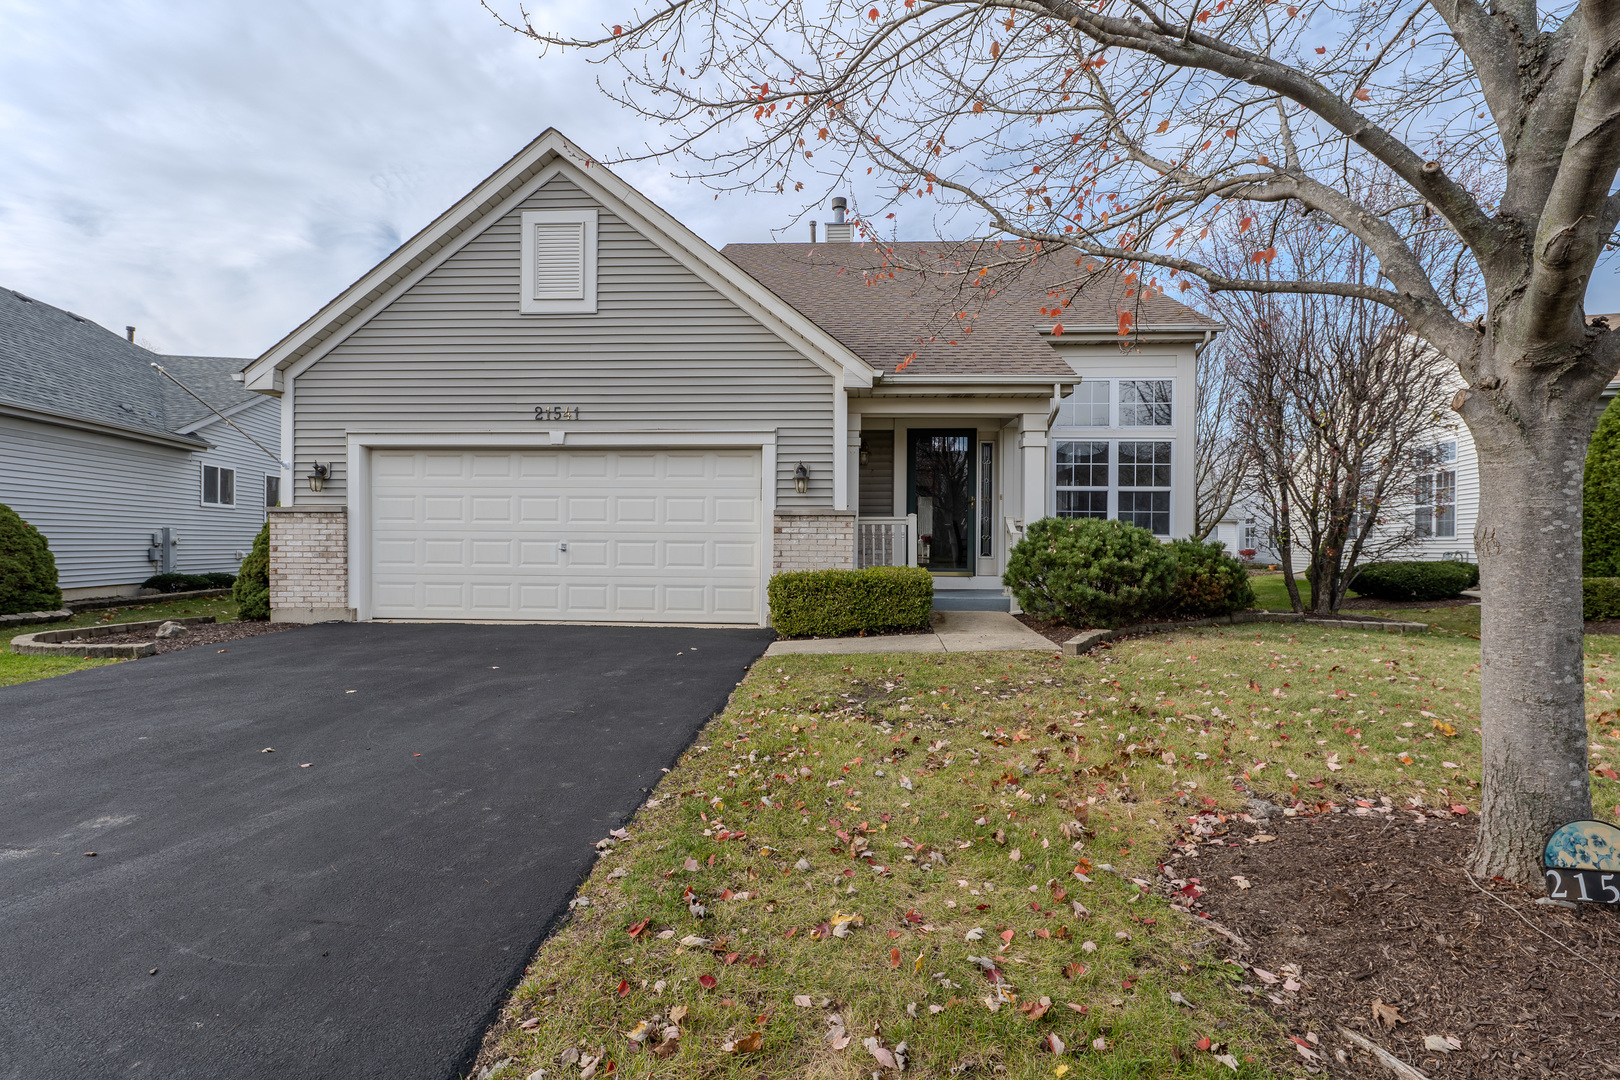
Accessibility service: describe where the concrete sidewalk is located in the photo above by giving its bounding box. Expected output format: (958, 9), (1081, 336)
(764, 610), (1059, 656)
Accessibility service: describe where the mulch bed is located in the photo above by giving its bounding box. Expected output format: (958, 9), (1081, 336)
(1014, 609), (1424, 647)
(1587, 621), (1620, 637)
(1171, 803), (1620, 1079)
(1339, 595), (1480, 610)
(67, 621), (298, 655)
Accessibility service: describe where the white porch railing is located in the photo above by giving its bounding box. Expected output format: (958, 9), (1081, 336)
(856, 514), (919, 568)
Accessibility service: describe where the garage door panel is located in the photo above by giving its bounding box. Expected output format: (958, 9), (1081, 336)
(370, 449), (763, 623)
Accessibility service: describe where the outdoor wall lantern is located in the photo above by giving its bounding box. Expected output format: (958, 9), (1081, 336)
(307, 462), (331, 492)
(859, 440), (870, 467)
(793, 462), (810, 495)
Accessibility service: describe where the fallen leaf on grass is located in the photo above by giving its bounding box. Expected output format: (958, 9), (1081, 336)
(891, 948), (902, 968)
(626, 919), (649, 938)
(1081, 940), (1097, 953)
(722, 1032), (764, 1053)
(1046, 1032), (1065, 1055)
(1424, 1034), (1461, 1053)
(1091, 1037), (1108, 1051)
(697, 974), (717, 990)
(649, 1036), (679, 1058)
(518, 1017), (542, 1031)
(1020, 996), (1052, 1021)
(964, 927), (985, 941)
(669, 1005), (688, 1024)
(616, 979), (630, 997)
(1215, 1053), (1239, 1071)
(679, 935), (709, 948)
(1062, 962), (1086, 979)
(1169, 991), (1194, 1009)
(793, 995), (813, 1007)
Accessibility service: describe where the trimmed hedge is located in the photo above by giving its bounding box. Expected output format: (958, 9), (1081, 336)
(142, 571), (236, 593)
(1586, 398), (1620, 575)
(0, 502), (61, 616)
(768, 566), (934, 637)
(1003, 518), (1178, 628)
(234, 523), (270, 621)
(1163, 538), (1256, 618)
(1586, 578), (1620, 621)
(1349, 559), (1476, 602)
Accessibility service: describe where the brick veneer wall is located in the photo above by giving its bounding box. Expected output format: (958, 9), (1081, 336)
(772, 511), (856, 573)
(268, 506), (354, 623)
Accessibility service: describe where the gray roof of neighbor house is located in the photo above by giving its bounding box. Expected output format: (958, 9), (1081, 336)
(722, 242), (1219, 377)
(0, 287), (253, 444)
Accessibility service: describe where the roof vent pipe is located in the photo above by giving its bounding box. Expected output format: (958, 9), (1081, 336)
(809, 220), (818, 243)
(825, 197), (853, 243)
(126, 326), (136, 342)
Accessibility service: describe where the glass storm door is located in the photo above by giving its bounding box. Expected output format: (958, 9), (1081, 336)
(907, 429), (976, 573)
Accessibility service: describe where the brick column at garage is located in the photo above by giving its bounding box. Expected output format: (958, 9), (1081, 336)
(267, 506), (354, 623)
(772, 510), (856, 573)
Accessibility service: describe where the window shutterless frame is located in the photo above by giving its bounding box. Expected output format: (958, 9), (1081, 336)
(201, 464), (236, 507)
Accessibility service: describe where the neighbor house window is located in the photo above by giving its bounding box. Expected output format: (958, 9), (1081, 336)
(1117, 441), (1172, 534)
(1415, 441), (1457, 539)
(265, 474), (281, 509)
(1058, 379), (1110, 427)
(1243, 518), (1260, 552)
(1119, 380), (1173, 426)
(1055, 441), (1109, 519)
(519, 209), (599, 314)
(202, 465), (235, 506)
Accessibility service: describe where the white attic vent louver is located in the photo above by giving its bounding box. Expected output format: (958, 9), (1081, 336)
(520, 209), (599, 314)
(532, 221), (585, 299)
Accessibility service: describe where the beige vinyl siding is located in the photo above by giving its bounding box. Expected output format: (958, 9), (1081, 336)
(291, 173), (834, 506)
(0, 399), (280, 590)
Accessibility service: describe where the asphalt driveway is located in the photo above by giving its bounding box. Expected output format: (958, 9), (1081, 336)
(0, 621), (774, 1079)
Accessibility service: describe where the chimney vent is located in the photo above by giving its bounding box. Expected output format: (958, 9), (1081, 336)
(809, 220), (817, 243)
(825, 197), (853, 243)
(126, 326), (136, 342)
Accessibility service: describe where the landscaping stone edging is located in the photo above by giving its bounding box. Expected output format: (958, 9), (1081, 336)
(1062, 609), (1430, 656)
(11, 616), (218, 659)
(67, 588), (232, 612)
(0, 609), (73, 628)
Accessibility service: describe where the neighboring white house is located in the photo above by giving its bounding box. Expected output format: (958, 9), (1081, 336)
(1214, 329), (1620, 566)
(0, 288), (280, 599)
(239, 128), (1216, 626)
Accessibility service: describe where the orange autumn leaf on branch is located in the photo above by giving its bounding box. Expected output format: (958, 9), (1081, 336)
(990, 40), (1001, 59)
(1116, 310), (1133, 335)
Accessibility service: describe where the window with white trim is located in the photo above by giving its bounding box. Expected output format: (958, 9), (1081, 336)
(1119, 379), (1173, 426)
(1055, 441), (1109, 519)
(1117, 441), (1172, 534)
(202, 464), (235, 507)
(1415, 440), (1457, 538)
(1057, 379), (1110, 427)
(519, 209), (598, 314)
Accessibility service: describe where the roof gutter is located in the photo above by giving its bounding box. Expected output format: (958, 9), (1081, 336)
(0, 399), (210, 451)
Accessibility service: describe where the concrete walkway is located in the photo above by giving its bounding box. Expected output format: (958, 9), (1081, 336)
(764, 610), (1059, 656)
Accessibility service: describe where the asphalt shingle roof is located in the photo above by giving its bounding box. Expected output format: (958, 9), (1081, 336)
(722, 242), (1218, 376)
(0, 287), (252, 443)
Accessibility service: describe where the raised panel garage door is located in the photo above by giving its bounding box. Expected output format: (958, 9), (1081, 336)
(370, 449), (762, 623)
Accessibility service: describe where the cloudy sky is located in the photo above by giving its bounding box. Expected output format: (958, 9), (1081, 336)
(0, 0), (1614, 359)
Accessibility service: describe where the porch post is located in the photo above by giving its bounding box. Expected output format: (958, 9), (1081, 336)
(1018, 411), (1048, 529)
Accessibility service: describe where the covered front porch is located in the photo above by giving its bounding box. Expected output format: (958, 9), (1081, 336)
(844, 379), (1072, 605)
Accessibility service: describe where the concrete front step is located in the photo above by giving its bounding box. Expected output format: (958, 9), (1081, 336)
(932, 589), (1012, 612)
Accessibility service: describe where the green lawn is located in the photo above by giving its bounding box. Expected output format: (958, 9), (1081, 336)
(1246, 573), (1308, 611)
(474, 611), (1617, 1079)
(1, 595), (242, 687)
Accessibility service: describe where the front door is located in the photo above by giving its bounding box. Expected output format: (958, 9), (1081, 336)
(906, 429), (976, 573)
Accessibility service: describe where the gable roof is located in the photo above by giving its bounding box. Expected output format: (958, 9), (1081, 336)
(0, 286), (253, 447)
(721, 242), (1219, 377)
(241, 129), (875, 390)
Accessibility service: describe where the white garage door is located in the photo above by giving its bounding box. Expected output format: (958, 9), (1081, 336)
(370, 448), (763, 623)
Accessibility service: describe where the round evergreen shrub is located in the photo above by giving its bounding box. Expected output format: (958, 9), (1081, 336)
(1586, 397), (1620, 576)
(1348, 560), (1475, 602)
(234, 523), (270, 620)
(1163, 538), (1256, 618)
(1002, 517), (1178, 628)
(0, 503), (62, 616)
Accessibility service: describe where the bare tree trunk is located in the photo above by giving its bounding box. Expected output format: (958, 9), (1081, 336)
(1277, 498), (1305, 614)
(1467, 421), (1595, 881)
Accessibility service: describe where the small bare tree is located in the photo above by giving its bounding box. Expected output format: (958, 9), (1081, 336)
(1193, 334), (1247, 541)
(1225, 289), (1452, 611)
(491, 0), (1620, 881)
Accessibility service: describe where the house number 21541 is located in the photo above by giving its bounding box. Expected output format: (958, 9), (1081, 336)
(535, 406), (580, 420)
